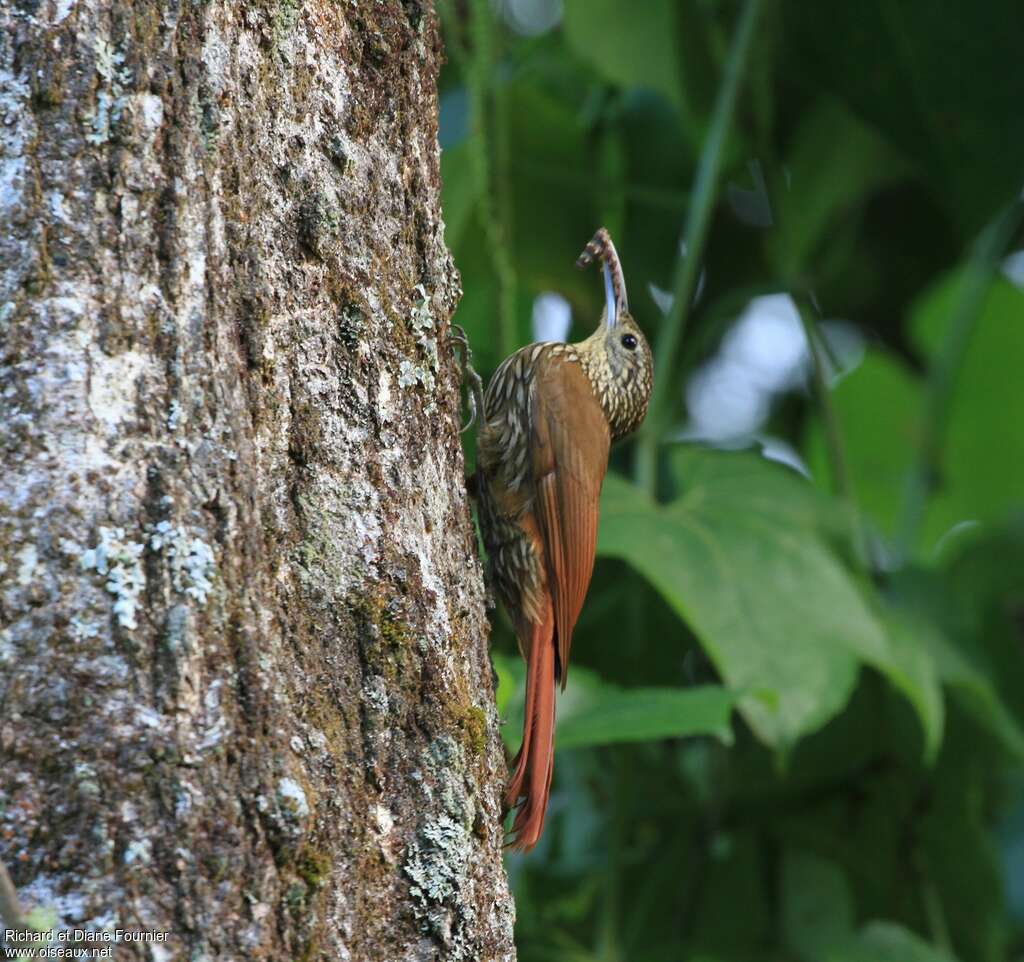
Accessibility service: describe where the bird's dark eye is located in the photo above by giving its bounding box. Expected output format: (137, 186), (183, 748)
(621, 334), (637, 350)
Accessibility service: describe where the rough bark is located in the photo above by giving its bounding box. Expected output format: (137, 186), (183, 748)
(0, 1), (515, 959)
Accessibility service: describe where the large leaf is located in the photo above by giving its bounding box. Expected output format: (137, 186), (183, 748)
(877, 610), (945, 763)
(556, 682), (734, 750)
(600, 448), (940, 753)
(666, 443), (838, 529)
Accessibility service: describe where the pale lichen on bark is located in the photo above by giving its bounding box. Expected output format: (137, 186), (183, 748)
(0, 0), (514, 959)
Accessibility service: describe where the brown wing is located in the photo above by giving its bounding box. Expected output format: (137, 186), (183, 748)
(530, 353), (611, 688)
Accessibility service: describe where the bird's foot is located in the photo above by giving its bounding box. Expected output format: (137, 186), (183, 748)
(449, 324), (485, 434)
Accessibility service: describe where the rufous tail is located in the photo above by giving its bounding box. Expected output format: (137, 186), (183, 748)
(503, 604), (556, 852)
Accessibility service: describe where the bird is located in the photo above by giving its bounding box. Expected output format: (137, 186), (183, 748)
(475, 228), (653, 850)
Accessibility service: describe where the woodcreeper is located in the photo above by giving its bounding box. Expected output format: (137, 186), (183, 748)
(475, 228), (653, 850)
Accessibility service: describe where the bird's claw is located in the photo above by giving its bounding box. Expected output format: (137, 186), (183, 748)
(449, 324), (485, 434)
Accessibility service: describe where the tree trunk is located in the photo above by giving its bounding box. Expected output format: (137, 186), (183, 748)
(0, 1), (515, 959)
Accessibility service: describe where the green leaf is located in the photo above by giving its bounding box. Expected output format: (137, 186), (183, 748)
(497, 659), (733, 751)
(556, 682), (735, 750)
(600, 449), (878, 751)
(604, 448), (944, 755)
(666, 443), (838, 531)
(877, 611), (945, 764)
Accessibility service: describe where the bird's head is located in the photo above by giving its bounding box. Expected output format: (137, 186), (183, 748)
(575, 229), (653, 431)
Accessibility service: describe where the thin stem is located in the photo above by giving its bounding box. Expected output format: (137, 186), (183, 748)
(799, 313), (851, 500)
(798, 305), (868, 565)
(894, 200), (1023, 559)
(634, 0), (764, 496)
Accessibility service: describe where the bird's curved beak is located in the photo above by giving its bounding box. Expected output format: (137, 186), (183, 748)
(603, 262), (617, 329)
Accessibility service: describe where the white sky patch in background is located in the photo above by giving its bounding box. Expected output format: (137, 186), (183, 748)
(492, 0), (563, 35)
(686, 355), (773, 441)
(682, 293), (864, 443)
(723, 293), (807, 393)
(684, 293), (806, 441)
(532, 292), (572, 343)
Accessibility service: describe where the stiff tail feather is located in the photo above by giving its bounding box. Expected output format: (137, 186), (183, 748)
(503, 603), (556, 852)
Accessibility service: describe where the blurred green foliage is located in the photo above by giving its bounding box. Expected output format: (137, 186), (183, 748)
(438, 0), (1024, 959)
